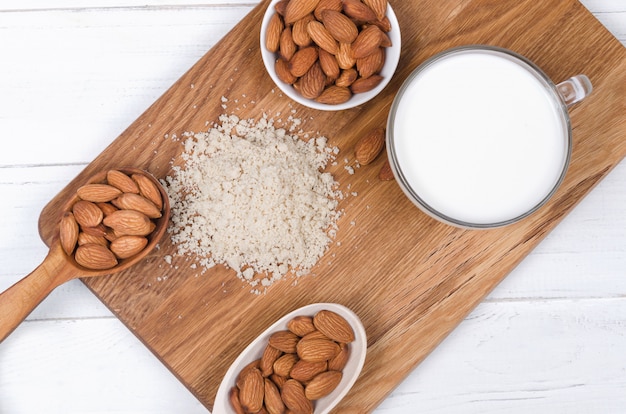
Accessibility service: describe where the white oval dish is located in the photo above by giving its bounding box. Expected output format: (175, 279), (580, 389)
(259, 0), (401, 111)
(212, 303), (367, 413)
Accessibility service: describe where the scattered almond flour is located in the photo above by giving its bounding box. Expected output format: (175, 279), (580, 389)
(163, 113), (342, 291)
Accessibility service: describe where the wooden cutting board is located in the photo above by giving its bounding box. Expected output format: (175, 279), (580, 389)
(38, 0), (626, 411)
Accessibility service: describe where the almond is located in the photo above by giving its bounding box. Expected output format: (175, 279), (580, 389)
(318, 48), (340, 80)
(371, 15), (392, 32)
(96, 202), (118, 217)
(350, 74), (383, 93)
(279, 26), (297, 61)
(74, 243), (118, 270)
(284, 0), (321, 24)
(268, 330), (300, 353)
(363, 0), (387, 21)
(320, 10), (358, 43)
(290, 360), (328, 382)
(378, 159), (395, 181)
(260, 344), (283, 377)
(236, 360), (261, 390)
(313, 309), (356, 343)
(76, 183), (122, 203)
(274, 0), (289, 16)
(270, 374), (287, 390)
(266, 12), (284, 53)
(300, 330), (330, 341)
(328, 342), (350, 371)
(275, 58), (297, 84)
(314, 0), (342, 20)
(112, 193), (162, 219)
(287, 316), (316, 337)
(296, 338), (340, 362)
(288, 46), (318, 78)
(110, 235), (148, 259)
(315, 85), (352, 104)
(281, 379), (313, 414)
(335, 42), (356, 70)
(264, 378), (286, 414)
(59, 212), (79, 256)
(103, 209), (153, 236)
(335, 67), (358, 87)
(356, 46), (385, 78)
(351, 25), (383, 59)
(292, 14), (314, 47)
(354, 127), (385, 165)
(131, 173), (163, 210)
(238, 367), (264, 414)
(106, 170), (139, 194)
(72, 200), (104, 228)
(342, 0), (377, 22)
(229, 387), (246, 414)
(304, 370), (343, 400)
(272, 353), (299, 377)
(77, 232), (109, 247)
(307, 20), (338, 55)
(298, 62), (326, 99)
(81, 223), (108, 237)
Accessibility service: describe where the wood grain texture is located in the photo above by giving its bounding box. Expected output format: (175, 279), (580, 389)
(33, 0), (626, 412)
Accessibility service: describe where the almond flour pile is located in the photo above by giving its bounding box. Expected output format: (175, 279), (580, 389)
(163, 114), (342, 290)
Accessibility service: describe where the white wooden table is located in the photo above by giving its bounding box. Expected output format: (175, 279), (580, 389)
(0, 1), (624, 413)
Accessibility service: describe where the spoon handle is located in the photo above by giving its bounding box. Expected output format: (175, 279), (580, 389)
(0, 242), (77, 343)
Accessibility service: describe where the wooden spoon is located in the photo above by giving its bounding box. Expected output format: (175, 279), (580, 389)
(0, 167), (170, 343)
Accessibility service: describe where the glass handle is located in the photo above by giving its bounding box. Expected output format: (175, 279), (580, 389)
(556, 74), (593, 107)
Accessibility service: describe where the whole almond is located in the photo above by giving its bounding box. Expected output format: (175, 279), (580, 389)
(264, 378), (286, 414)
(266, 12), (284, 53)
(371, 15), (392, 32)
(72, 200), (104, 228)
(342, 0), (377, 22)
(296, 338), (340, 362)
(298, 62), (326, 99)
(273, 353), (299, 377)
(318, 48), (340, 80)
(96, 202), (118, 217)
(74, 243), (118, 270)
(229, 387), (246, 414)
(279, 26), (297, 61)
(314, 0), (342, 20)
(351, 25), (383, 59)
(110, 235), (148, 259)
(81, 223), (108, 238)
(239, 367), (264, 414)
(328, 342), (350, 371)
(301, 330), (330, 341)
(350, 74), (383, 93)
(275, 58), (297, 84)
(378, 159), (395, 181)
(292, 14), (314, 47)
(236, 360), (261, 390)
(284, 0), (321, 24)
(354, 127), (385, 165)
(76, 183), (122, 203)
(335, 67), (358, 87)
(260, 344), (283, 377)
(316, 85), (352, 104)
(274, 0), (289, 16)
(281, 379), (313, 414)
(305, 370), (343, 400)
(270, 374), (287, 390)
(313, 309), (356, 343)
(289, 46), (318, 78)
(59, 212), (79, 256)
(290, 359), (328, 382)
(268, 330), (300, 353)
(106, 170), (139, 194)
(335, 42), (356, 70)
(112, 193), (162, 219)
(356, 46), (385, 78)
(363, 0), (387, 21)
(320, 10), (358, 43)
(78, 232), (109, 247)
(288, 316), (316, 337)
(131, 173), (163, 210)
(103, 209), (153, 236)
(307, 21), (338, 55)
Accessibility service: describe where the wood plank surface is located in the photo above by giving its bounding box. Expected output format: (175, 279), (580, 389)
(34, 0), (626, 411)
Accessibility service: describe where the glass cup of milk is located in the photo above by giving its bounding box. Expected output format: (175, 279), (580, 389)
(387, 45), (592, 229)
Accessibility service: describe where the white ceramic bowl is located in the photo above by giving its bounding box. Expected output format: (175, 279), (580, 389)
(212, 303), (367, 414)
(260, 0), (401, 111)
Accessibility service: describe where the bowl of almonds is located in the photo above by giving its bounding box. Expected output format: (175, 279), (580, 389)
(213, 303), (367, 414)
(260, 0), (401, 110)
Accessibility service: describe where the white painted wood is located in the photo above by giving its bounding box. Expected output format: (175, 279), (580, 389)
(0, 1), (624, 413)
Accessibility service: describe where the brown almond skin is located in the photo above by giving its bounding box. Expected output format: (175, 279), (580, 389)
(296, 338), (341, 362)
(357, 47), (385, 79)
(292, 14), (314, 47)
(275, 58), (297, 85)
(351, 25), (384, 59)
(281, 379), (313, 414)
(298, 61), (326, 99)
(316, 85), (352, 104)
(268, 330), (300, 353)
(239, 367), (264, 414)
(76, 184), (122, 203)
(318, 48), (340, 80)
(112, 193), (162, 219)
(363, 0), (388, 21)
(314, 310), (356, 343)
(307, 20), (338, 55)
(266, 12), (284, 53)
(290, 359), (328, 382)
(228, 387), (246, 414)
(288, 316), (317, 337)
(350, 74), (384, 94)
(335, 67), (358, 88)
(272, 353), (299, 377)
(59, 212), (79, 256)
(288, 46), (319, 78)
(284, 0), (321, 24)
(305, 370), (343, 400)
(72, 200), (104, 228)
(110, 235), (148, 259)
(279, 26), (297, 61)
(131, 173), (163, 210)
(336, 42), (356, 70)
(314, 0), (342, 20)
(106, 169), (139, 194)
(328, 342), (350, 371)
(354, 127), (385, 166)
(74, 243), (118, 270)
(103, 209), (153, 236)
(379, 159), (395, 181)
(320, 9), (358, 43)
(264, 378), (286, 414)
(342, 0), (378, 22)
(77, 232), (109, 247)
(260, 344), (283, 377)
